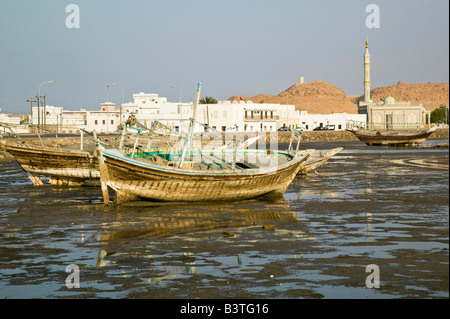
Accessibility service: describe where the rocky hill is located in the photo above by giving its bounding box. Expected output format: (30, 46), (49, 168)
(230, 80), (448, 114)
(353, 81), (449, 110)
(229, 80), (358, 114)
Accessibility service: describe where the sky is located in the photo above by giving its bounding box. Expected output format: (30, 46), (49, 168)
(0, 0), (448, 114)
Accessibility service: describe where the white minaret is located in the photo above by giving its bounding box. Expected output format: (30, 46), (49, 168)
(364, 38), (371, 102)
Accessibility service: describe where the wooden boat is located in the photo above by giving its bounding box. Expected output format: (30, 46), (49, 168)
(347, 126), (437, 146)
(296, 147), (343, 175)
(100, 147), (309, 203)
(98, 83), (309, 203)
(1, 141), (100, 186)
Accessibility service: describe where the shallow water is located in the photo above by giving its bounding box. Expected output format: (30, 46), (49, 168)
(0, 142), (448, 299)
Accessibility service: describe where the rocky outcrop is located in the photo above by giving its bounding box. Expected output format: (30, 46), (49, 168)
(230, 80), (449, 114)
(354, 81), (449, 110)
(230, 80), (357, 114)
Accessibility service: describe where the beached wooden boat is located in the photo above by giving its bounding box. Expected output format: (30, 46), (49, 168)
(296, 147), (343, 175)
(347, 126), (437, 146)
(1, 142), (100, 186)
(97, 83), (309, 203)
(100, 147), (309, 203)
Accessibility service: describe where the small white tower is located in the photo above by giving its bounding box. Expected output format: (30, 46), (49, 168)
(364, 38), (371, 102)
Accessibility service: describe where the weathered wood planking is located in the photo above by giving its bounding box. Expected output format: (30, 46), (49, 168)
(3, 143), (100, 186)
(101, 149), (309, 203)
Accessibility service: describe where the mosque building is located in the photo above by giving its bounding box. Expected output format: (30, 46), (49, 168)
(357, 39), (431, 130)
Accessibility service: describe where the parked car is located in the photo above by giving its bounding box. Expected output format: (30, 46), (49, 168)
(277, 126), (291, 131)
(313, 125), (335, 131)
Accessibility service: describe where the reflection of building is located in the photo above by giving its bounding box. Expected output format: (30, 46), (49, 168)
(357, 39), (431, 129)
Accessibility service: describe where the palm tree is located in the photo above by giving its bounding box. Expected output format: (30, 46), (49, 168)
(199, 96), (218, 104)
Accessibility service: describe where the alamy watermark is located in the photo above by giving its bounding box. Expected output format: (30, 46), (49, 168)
(65, 4), (80, 29)
(64, 263), (381, 291)
(64, 4), (379, 30)
(65, 264), (80, 288)
(365, 264), (380, 288)
(365, 4), (380, 29)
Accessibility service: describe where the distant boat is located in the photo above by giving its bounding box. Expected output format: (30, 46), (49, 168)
(100, 147), (309, 203)
(347, 126), (437, 146)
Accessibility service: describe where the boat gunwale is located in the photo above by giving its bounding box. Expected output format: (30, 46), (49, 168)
(3, 142), (95, 158)
(102, 148), (308, 179)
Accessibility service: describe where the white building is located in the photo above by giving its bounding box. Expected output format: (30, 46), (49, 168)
(359, 97), (431, 130)
(357, 39), (431, 129)
(196, 101), (298, 133)
(120, 92), (192, 132)
(0, 108), (29, 134)
(121, 92), (305, 133)
(120, 92), (170, 122)
(198, 101), (244, 132)
(32, 105), (87, 133)
(298, 111), (366, 131)
(120, 93), (244, 133)
(0, 108), (21, 126)
(25, 89), (369, 135)
(31, 105), (63, 128)
(31, 102), (122, 134)
(242, 102), (280, 132)
(86, 102), (120, 133)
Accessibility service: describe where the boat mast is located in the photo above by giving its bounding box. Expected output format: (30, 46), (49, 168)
(179, 82), (201, 168)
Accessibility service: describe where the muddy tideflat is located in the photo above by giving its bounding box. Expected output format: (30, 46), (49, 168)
(0, 141), (448, 299)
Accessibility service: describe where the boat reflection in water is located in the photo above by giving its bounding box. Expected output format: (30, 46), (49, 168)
(5, 180), (306, 289)
(99, 198), (300, 242)
(95, 198), (302, 278)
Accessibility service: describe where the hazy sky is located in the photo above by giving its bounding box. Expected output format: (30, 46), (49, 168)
(0, 0), (448, 114)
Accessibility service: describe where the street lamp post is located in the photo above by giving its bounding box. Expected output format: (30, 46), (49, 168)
(107, 83), (123, 124)
(106, 84), (111, 102)
(38, 80), (54, 132)
(109, 83), (124, 123)
(26, 98), (37, 132)
(170, 85), (182, 103)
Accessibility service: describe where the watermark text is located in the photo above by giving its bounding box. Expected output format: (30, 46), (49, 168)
(65, 4), (80, 29)
(365, 264), (380, 288)
(365, 4), (380, 29)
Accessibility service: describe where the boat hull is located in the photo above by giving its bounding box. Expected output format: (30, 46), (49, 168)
(2, 143), (100, 186)
(297, 147), (343, 175)
(348, 128), (436, 146)
(101, 149), (308, 203)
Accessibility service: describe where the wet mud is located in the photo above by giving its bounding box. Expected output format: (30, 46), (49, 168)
(0, 141), (448, 299)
